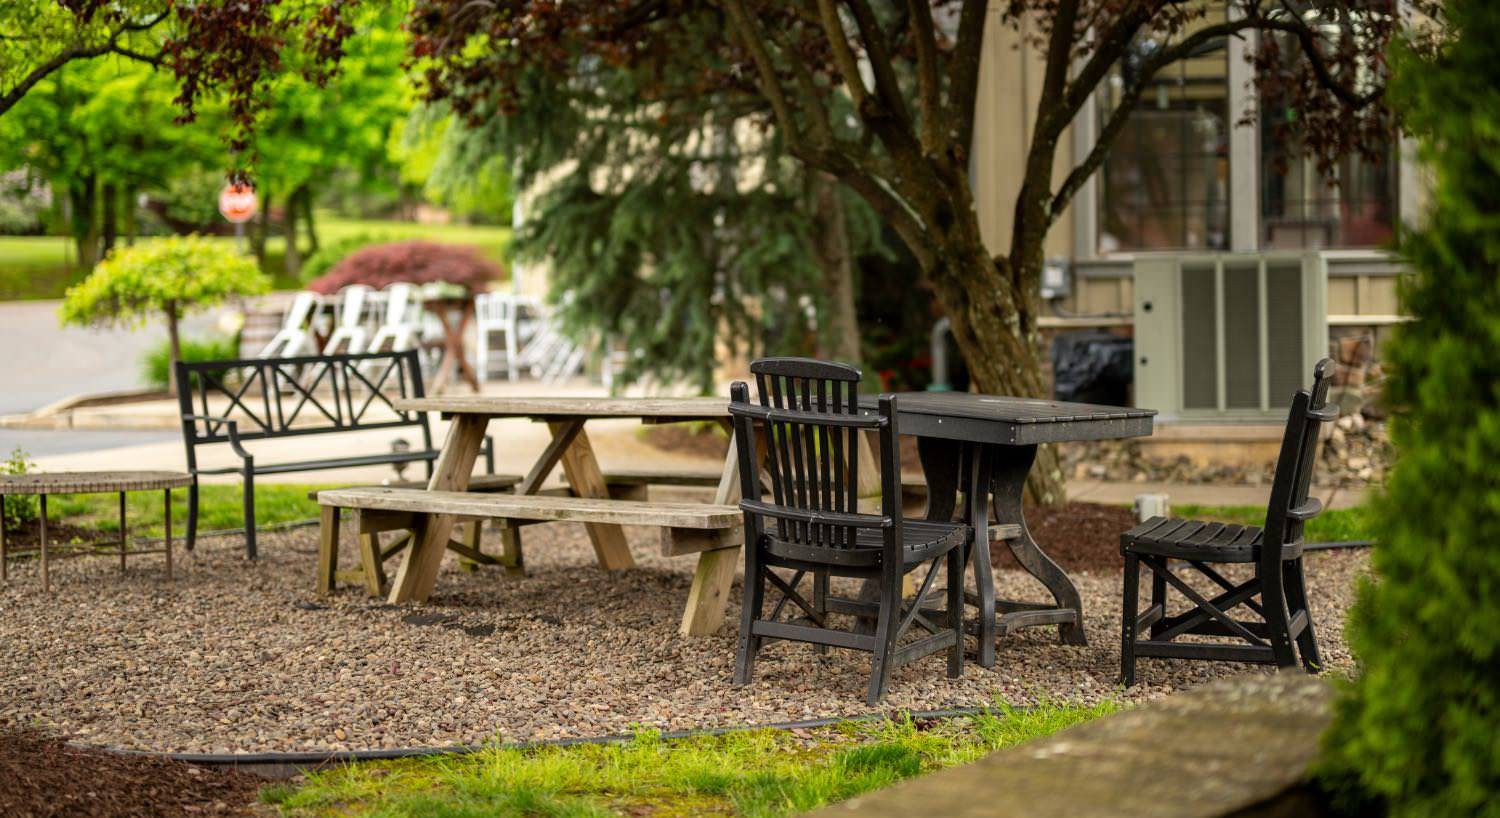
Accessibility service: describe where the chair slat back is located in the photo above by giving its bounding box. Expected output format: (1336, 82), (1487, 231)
(1262, 358), (1337, 572)
(730, 358), (898, 557)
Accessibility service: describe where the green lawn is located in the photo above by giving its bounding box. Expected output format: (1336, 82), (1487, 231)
(0, 216), (512, 300)
(264, 701), (1119, 818)
(1174, 503), (1373, 543)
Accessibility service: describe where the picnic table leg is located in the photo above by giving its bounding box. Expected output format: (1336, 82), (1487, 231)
(316, 505), (340, 594)
(388, 413), (491, 603)
(679, 427), (764, 636)
(550, 421), (635, 570)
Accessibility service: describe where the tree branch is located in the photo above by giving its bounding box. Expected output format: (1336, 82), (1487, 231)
(945, 0), (987, 162)
(1, 12), (168, 118)
(721, 0), (809, 154)
(815, 0), (874, 110)
(840, 0), (912, 126)
(904, 0), (942, 152)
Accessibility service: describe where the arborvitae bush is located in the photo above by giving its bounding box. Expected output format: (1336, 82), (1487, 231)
(1325, 3), (1500, 815)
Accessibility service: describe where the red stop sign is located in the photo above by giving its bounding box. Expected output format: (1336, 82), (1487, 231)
(219, 183), (259, 224)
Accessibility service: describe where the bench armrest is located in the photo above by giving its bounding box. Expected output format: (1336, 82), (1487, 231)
(182, 414), (254, 462)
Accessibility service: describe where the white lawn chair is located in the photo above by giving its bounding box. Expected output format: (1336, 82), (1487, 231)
(258, 291), (319, 358)
(474, 292), (525, 383)
(321, 284), (373, 356)
(366, 283), (424, 354)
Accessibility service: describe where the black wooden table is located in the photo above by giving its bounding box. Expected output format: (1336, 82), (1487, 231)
(861, 393), (1155, 668)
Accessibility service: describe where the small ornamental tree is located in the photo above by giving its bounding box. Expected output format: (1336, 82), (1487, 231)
(1324, 2), (1500, 815)
(59, 236), (269, 393)
(305, 241), (504, 294)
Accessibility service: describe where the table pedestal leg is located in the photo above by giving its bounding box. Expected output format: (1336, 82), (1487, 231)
(988, 444), (1087, 646)
(679, 427), (762, 636)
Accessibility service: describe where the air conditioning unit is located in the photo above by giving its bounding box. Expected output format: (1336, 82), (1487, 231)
(1133, 252), (1327, 422)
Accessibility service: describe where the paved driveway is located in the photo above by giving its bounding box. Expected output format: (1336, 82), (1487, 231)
(0, 299), (220, 415)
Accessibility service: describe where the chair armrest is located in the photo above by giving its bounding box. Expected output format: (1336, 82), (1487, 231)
(181, 414), (254, 461)
(1287, 498), (1323, 521)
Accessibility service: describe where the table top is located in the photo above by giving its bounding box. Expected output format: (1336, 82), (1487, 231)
(0, 471), (193, 495)
(861, 392), (1156, 446)
(396, 396), (730, 420)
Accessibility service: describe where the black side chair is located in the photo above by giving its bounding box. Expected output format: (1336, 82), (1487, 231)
(729, 357), (969, 704)
(1120, 358), (1337, 685)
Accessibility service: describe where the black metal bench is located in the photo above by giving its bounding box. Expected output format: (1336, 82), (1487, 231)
(175, 350), (493, 558)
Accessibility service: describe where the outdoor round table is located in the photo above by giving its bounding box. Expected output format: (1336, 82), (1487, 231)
(0, 471), (192, 591)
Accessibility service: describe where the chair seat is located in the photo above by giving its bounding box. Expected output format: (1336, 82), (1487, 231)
(1122, 517), (1269, 563)
(765, 519), (969, 568)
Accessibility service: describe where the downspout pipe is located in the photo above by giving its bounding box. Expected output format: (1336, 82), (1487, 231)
(928, 317), (952, 391)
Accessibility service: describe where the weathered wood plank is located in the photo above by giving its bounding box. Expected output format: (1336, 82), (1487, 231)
(387, 414), (490, 603)
(550, 422), (636, 570)
(396, 396), (729, 419)
(319, 487), (741, 529)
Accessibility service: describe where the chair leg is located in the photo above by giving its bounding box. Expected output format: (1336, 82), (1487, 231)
(812, 570), (830, 655)
(733, 551), (767, 686)
(866, 569), (902, 705)
(1261, 566), (1299, 670)
(947, 546), (964, 679)
(1285, 558), (1321, 672)
(185, 479), (200, 552)
(1120, 552), (1140, 687)
(1149, 560), (1167, 637)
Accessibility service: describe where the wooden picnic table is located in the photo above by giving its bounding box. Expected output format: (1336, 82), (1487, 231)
(422, 294), (481, 394)
(386, 396), (748, 635)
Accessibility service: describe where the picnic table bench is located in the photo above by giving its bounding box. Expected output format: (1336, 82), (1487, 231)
(316, 396), (771, 635)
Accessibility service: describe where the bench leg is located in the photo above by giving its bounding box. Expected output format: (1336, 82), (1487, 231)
(497, 523), (525, 577)
(358, 530), (387, 596)
(316, 506), (340, 594)
(680, 546), (739, 636)
(457, 520), (484, 573)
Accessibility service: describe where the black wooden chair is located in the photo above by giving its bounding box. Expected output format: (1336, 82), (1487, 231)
(729, 358), (968, 704)
(1120, 358), (1337, 685)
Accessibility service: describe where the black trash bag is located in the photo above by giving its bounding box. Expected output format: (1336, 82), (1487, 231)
(1052, 330), (1134, 406)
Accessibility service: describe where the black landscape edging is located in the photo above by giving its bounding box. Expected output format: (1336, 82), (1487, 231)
(71, 706), (1009, 776)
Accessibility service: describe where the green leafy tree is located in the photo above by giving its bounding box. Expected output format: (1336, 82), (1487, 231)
(0, 1), (167, 119)
(59, 235), (269, 393)
(242, 7), (409, 276)
(1324, 3), (1500, 816)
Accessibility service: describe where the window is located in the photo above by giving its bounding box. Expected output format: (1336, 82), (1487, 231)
(1258, 24), (1397, 249)
(1097, 11), (1231, 253)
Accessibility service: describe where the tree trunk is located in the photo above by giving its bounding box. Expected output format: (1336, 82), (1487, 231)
(810, 172), (861, 366)
(925, 234), (1066, 506)
(250, 190), (270, 267)
(164, 302), (182, 396)
(100, 182), (118, 258)
(300, 186), (319, 253)
(122, 186), (137, 246)
(70, 175), (99, 270)
(282, 188), (301, 279)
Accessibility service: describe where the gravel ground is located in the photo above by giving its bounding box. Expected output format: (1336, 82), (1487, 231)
(0, 521), (1367, 753)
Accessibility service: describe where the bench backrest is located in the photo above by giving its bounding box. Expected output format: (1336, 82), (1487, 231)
(175, 350), (432, 452)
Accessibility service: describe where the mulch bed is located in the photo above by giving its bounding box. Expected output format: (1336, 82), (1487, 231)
(999, 502), (1139, 575)
(0, 730), (263, 818)
(1, 520), (109, 550)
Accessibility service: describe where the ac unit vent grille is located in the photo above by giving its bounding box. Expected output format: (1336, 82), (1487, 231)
(1223, 263), (1262, 409)
(1266, 261), (1306, 405)
(1180, 264), (1219, 410)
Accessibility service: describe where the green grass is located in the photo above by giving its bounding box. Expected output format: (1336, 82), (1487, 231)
(264, 700), (1120, 818)
(29, 482), (334, 542)
(0, 217), (512, 300)
(1171, 503), (1373, 543)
